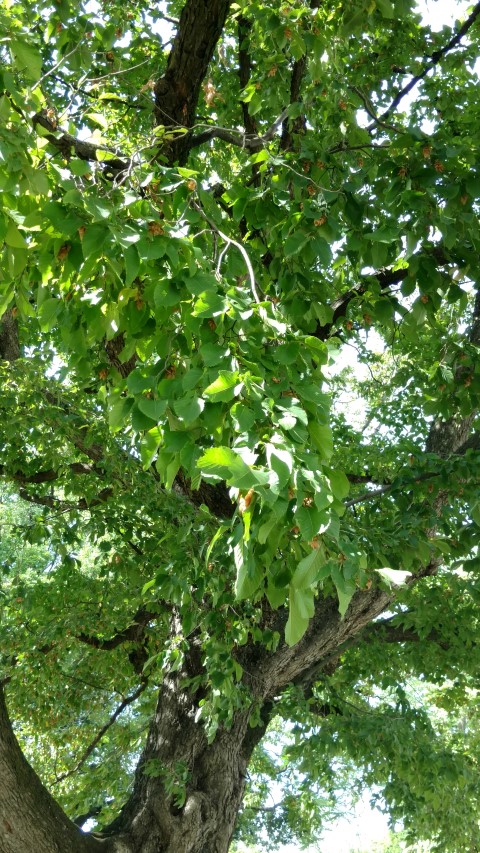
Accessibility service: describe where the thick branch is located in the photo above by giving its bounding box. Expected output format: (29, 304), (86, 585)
(189, 109), (288, 152)
(32, 111), (129, 177)
(253, 587), (393, 699)
(280, 56), (308, 151)
(77, 606), (156, 651)
(238, 16), (257, 136)
(0, 685), (100, 853)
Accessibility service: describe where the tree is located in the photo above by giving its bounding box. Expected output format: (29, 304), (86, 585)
(1, 0), (480, 850)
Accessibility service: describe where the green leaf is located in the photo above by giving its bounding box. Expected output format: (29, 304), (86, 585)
(284, 230), (310, 257)
(5, 222), (27, 249)
(376, 0), (394, 17)
(173, 396), (204, 423)
(328, 470), (350, 501)
(11, 39), (42, 80)
(285, 587), (314, 646)
(82, 224), (109, 259)
(471, 503), (480, 527)
(294, 506), (324, 541)
(308, 423), (333, 462)
(38, 298), (61, 331)
(203, 371), (243, 402)
(197, 447), (269, 488)
(291, 547), (325, 590)
(137, 397), (168, 422)
(108, 398), (132, 431)
(193, 291), (227, 317)
(235, 541), (263, 598)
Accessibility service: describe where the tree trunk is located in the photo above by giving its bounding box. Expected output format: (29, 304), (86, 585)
(100, 667), (271, 853)
(154, 0), (232, 164)
(0, 665), (270, 853)
(0, 686), (99, 853)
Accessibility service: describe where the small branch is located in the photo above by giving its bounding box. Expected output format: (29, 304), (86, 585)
(189, 109), (289, 152)
(456, 432), (480, 455)
(345, 483), (393, 508)
(53, 683), (147, 784)
(191, 199), (264, 303)
(314, 266), (408, 340)
(73, 805), (103, 827)
(346, 473), (389, 485)
(32, 111), (129, 177)
(32, 40), (85, 92)
(350, 86), (402, 133)
(362, 616), (450, 650)
(0, 461), (105, 486)
(378, 1), (480, 122)
(345, 470), (444, 508)
(50, 73), (145, 111)
(17, 486), (113, 512)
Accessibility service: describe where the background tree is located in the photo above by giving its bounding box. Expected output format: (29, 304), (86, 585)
(1, 0), (480, 851)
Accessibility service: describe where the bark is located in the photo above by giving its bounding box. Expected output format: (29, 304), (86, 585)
(0, 686), (101, 853)
(99, 667), (271, 853)
(154, 0), (232, 164)
(0, 310), (20, 362)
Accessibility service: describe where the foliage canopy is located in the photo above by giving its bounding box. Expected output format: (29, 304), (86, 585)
(1, 1), (480, 851)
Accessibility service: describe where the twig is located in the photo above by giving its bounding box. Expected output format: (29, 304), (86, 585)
(350, 86), (402, 133)
(32, 40), (85, 92)
(191, 200), (264, 303)
(53, 683), (147, 783)
(377, 1), (480, 123)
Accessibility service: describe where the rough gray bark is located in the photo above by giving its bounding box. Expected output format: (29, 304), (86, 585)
(100, 672), (268, 853)
(0, 686), (101, 853)
(0, 310), (20, 362)
(154, 0), (232, 164)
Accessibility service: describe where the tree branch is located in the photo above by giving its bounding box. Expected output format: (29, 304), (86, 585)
(53, 683), (147, 784)
(189, 109), (289, 152)
(0, 685), (98, 852)
(0, 462), (105, 486)
(77, 606), (156, 652)
(350, 85), (402, 133)
(314, 266), (408, 340)
(362, 616), (450, 650)
(378, 1), (480, 123)
(238, 16), (257, 137)
(280, 56), (307, 151)
(32, 111), (129, 178)
(17, 486), (114, 512)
